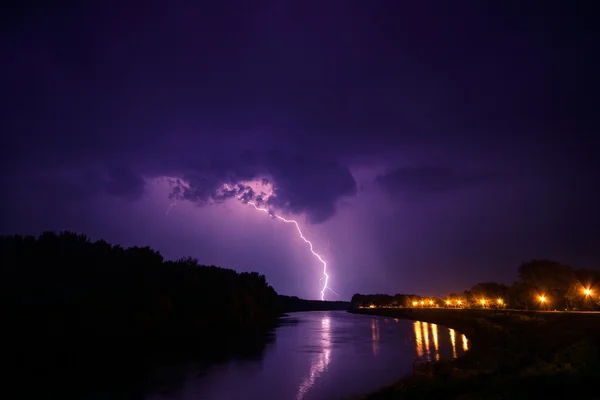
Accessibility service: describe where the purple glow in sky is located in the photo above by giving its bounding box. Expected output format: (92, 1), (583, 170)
(1, 1), (599, 299)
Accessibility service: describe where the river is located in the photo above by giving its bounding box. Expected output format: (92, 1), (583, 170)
(143, 311), (467, 400)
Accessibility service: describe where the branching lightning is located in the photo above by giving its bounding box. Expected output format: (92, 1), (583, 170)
(224, 184), (335, 300)
(165, 199), (177, 215)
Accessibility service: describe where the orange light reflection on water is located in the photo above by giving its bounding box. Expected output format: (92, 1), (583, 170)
(431, 323), (440, 361)
(413, 321), (424, 358)
(422, 322), (431, 361)
(449, 328), (457, 358)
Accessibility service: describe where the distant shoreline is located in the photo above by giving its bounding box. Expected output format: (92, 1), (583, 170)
(349, 308), (600, 399)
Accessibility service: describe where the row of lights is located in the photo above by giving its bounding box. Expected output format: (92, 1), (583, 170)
(411, 288), (595, 308)
(412, 298), (496, 307)
(412, 300), (435, 307)
(366, 287), (595, 309)
(539, 288), (594, 304)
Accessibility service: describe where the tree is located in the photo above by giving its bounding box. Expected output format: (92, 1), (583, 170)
(470, 282), (509, 301)
(507, 281), (535, 310)
(518, 260), (576, 310)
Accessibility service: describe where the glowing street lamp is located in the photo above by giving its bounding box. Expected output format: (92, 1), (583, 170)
(480, 299), (486, 307)
(412, 301), (418, 307)
(539, 296), (546, 303)
(497, 299), (504, 306)
(429, 300), (434, 306)
(445, 300), (451, 306)
(457, 300), (462, 306)
(584, 288), (592, 296)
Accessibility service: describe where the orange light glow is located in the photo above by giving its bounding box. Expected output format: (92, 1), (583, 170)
(422, 322), (431, 362)
(429, 300), (433, 305)
(420, 301), (425, 306)
(457, 300), (462, 305)
(539, 296), (546, 303)
(449, 328), (457, 358)
(497, 299), (503, 305)
(480, 299), (486, 305)
(584, 288), (592, 296)
(414, 321), (424, 358)
(412, 301), (418, 306)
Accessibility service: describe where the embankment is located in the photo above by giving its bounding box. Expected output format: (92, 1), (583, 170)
(350, 308), (600, 399)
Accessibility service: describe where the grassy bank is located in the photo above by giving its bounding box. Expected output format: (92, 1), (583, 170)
(351, 308), (600, 400)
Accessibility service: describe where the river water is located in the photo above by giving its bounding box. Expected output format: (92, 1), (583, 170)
(143, 311), (467, 400)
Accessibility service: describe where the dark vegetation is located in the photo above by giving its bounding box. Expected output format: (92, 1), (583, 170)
(0, 231), (339, 398)
(1, 231), (280, 341)
(278, 294), (349, 312)
(353, 308), (600, 400)
(352, 260), (600, 311)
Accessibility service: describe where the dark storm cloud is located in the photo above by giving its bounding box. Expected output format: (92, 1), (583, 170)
(104, 168), (145, 200)
(376, 167), (501, 197)
(1, 0), (599, 299)
(166, 151), (357, 223)
(263, 151), (357, 224)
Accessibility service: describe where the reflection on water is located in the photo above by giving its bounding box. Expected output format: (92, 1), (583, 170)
(432, 323), (440, 361)
(413, 321), (424, 358)
(422, 322), (430, 361)
(296, 317), (332, 399)
(449, 328), (457, 358)
(413, 322), (466, 363)
(371, 319), (380, 356)
(140, 312), (467, 400)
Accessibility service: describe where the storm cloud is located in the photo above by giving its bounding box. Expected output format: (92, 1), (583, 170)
(164, 151), (357, 223)
(376, 167), (501, 198)
(1, 1), (598, 299)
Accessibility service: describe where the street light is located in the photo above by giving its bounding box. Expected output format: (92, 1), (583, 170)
(457, 300), (462, 306)
(412, 301), (418, 307)
(539, 296), (546, 303)
(445, 300), (451, 306)
(480, 299), (486, 306)
(429, 300), (434, 306)
(420, 301), (425, 306)
(497, 299), (504, 306)
(584, 288), (592, 296)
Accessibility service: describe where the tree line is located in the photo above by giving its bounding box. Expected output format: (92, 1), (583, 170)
(352, 260), (600, 311)
(278, 295), (349, 312)
(1, 231), (281, 342)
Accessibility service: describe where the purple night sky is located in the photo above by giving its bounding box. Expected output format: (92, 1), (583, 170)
(1, 1), (598, 300)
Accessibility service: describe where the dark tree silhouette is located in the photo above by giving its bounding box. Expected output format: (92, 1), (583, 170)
(1, 232), (280, 346)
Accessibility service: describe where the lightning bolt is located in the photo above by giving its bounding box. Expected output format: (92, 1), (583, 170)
(165, 199), (177, 215)
(224, 184), (334, 300)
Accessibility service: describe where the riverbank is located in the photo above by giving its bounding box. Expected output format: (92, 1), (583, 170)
(351, 308), (600, 399)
